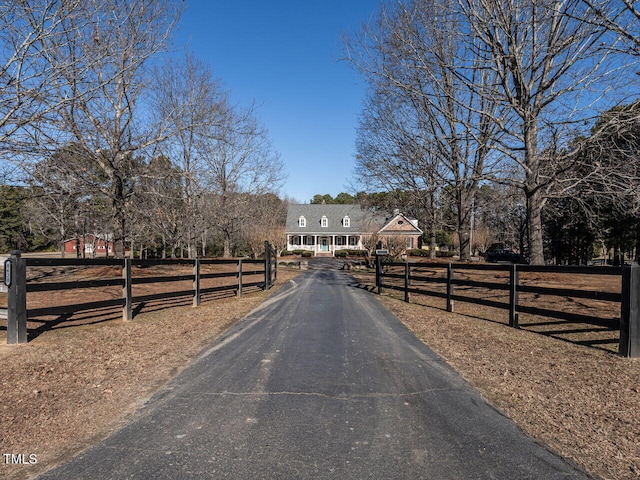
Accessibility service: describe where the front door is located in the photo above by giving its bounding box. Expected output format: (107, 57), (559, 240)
(320, 238), (329, 252)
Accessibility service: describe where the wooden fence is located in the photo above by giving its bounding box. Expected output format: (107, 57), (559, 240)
(3, 243), (277, 344)
(375, 258), (640, 357)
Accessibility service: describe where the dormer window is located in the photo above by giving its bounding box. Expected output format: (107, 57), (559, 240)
(343, 216), (350, 228)
(299, 216), (306, 227)
(321, 216), (328, 228)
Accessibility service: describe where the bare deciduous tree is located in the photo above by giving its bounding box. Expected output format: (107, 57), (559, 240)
(201, 106), (285, 257)
(40, 0), (182, 257)
(458, 0), (631, 264)
(345, 0), (505, 261)
(243, 193), (287, 258)
(0, 1), (83, 158)
(347, 0), (638, 264)
(382, 234), (408, 259)
(26, 147), (84, 256)
(133, 154), (186, 258)
(152, 52), (230, 257)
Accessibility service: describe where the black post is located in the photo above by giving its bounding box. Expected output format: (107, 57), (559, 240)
(620, 264), (640, 357)
(404, 261), (410, 303)
(264, 241), (271, 291)
(237, 259), (243, 298)
(6, 251), (27, 344)
(509, 264), (520, 328)
(376, 254), (383, 295)
(446, 263), (454, 312)
(123, 258), (132, 321)
(193, 258), (201, 307)
(273, 246), (277, 284)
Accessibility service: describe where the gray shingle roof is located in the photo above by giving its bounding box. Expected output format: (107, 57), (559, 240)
(286, 204), (385, 235)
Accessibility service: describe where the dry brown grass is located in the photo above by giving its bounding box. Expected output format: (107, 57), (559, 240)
(352, 269), (640, 480)
(0, 267), (302, 480)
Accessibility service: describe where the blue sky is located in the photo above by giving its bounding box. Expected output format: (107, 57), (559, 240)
(174, 1), (379, 203)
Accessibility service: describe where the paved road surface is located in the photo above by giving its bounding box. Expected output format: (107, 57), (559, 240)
(38, 266), (590, 479)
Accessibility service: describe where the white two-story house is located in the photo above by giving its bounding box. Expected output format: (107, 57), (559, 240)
(286, 204), (422, 256)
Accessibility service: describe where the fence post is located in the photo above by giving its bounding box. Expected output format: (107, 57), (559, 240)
(6, 250), (27, 344)
(446, 263), (454, 312)
(509, 264), (520, 328)
(404, 261), (410, 303)
(237, 258), (243, 298)
(376, 254), (383, 295)
(273, 247), (277, 284)
(264, 241), (271, 291)
(193, 258), (201, 307)
(123, 258), (132, 321)
(620, 264), (640, 357)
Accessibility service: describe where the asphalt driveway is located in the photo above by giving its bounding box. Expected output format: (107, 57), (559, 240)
(37, 267), (590, 479)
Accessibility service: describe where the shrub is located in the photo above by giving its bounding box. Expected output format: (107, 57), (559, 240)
(346, 249), (368, 257)
(335, 250), (348, 258)
(436, 250), (457, 258)
(407, 249), (429, 257)
(301, 251), (312, 257)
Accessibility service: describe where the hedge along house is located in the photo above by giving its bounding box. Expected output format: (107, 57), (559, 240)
(286, 204), (423, 256)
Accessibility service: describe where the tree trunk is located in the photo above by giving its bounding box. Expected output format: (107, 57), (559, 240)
(457, 202), (472, 261)
(112, 175), (127, 258)
(223, 231), (231, 258)
(59, 210), (66, 258)
(527, 189), (545, 265)
(524, 116), (545, 266)
(429, 232), (437, 259)
(635, 220), (640, 264)
(457, 227), (471, 262)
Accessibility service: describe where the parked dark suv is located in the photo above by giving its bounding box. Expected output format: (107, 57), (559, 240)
(482, 243), (527, 264)
(485, 249), (526, 263)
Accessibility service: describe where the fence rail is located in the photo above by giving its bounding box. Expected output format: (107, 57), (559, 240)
(2, 243), (278, 344)
(375, 258), (640, 357)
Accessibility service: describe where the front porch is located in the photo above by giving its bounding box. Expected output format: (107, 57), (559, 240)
(286, 234), (361, 257)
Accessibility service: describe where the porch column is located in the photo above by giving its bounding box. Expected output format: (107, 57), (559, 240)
(332, 235), (336, 255)
(313, 235), (317, 256)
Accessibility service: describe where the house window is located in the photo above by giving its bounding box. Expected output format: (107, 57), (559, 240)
(292, 236), (300, 246)
(321, 216), (328, 228)
(406, 237), (414, 249)
(299, 216), (306, 227)
(306, 236), (314, 246)
(343, 216), (350, 227)
(336, 236), (344, 246)
(349, 237), (358, 246)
